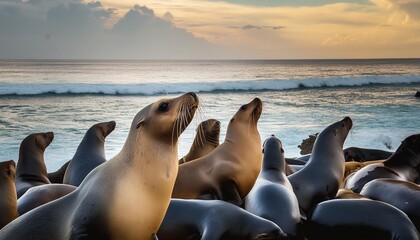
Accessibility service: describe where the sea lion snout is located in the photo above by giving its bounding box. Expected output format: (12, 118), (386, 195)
(105, 121), (116, 136)
(187, 92), (198, 101)
(342, 116), (353, 129)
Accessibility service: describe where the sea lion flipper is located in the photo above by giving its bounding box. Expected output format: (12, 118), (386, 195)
(219, 180), (242, 206)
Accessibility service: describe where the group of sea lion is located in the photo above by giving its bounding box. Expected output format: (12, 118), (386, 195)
(0, 92), (419, 240)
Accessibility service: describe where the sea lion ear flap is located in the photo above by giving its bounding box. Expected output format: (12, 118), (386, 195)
(136, 118), (145, 129)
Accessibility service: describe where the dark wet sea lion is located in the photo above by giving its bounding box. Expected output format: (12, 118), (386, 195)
(345, 134), (420, 193)
(342, 160), (384, 186)
(288, 117), (352, 217)
(47, 160), (69, 183)
(360, 178), (420, 231)
(0, 160), (18, 229)
(307, 199), (420, 240)
(15, 132), (53, 198)
(179, 119), (220, 164)
(245, 135), (303, 239)
(0, 93), (198, 240)
(344, 147), (393, 162)
(172, 98), (263, 206)
(63, 121), (116, 186)
(158, 199), (286, 240)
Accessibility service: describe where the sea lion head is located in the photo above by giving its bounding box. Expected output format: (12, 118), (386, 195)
(91, 121), (116, 140)
(20, 132), (54, 152)
(317, 117), (352, 147)
(228, 98), (262, 131)
(262, 135), (285, 172)
(131, 92), (199, 144)
(400, 134), (420, 155)
(197, 119), (220, 146)
(0, 160), (16, 181)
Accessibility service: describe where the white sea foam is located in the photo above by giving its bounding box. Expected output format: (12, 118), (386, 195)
(1, 75), (419, 96)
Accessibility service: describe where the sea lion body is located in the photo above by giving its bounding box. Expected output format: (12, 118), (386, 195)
(345, 134), (420, 193)
(344, 147), (393, 162)
(308, 199), (420, 240)
(360, 179), (420, 230)
(0, 160), (18, 229)
(179, 119), (220, 164)
(47, 160), (69, 183)
(158, 199), (285, 240)
(342, 160), (384, 186)
(173, 98), (263, 206)
(245, 135), (303, 239)
(17, 184), (76, 215)
(335, 188), (365, 199)
(63, 121), (116, 186)
(0, 93), (198, 239)
(15, 132), (53, 198)
(288, 117), (352, 216)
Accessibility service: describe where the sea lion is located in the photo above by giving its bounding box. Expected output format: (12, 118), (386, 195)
(345, 134), (420, 193)
(157, 199), (286, 240)
(307, 199), (420, 240)
(17, 184), (76, 215)
(179, 119), (220, 164)
(342, 160), (384, 186)
(172, 98), (263, 206)
(0, 92), (199, 240)
(0, 160), (18, 229)
(63, 121), (116, 186)
(15, 132), (53, 198)
(47, 160), (69, 183)
(335, 189), (365, 199)
(288, 117), (352, 217)
(360, 179), (420, 230)
(285, 158), (307, 165)
(245, 135), (303, 239)
(343, 147), (393, 162)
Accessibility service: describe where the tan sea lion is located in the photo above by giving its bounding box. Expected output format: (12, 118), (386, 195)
(15, 132), (53, 198)
(335, 189), (366, 199)
(172, 98), (263, 206)
(0, 160), (18, 229)
(0, 92), (199, 239)
(288, 117), (353, 217)
(17, 184), (76, 215)
(63, 121), (116, 186)
(179, 119), (220, 164)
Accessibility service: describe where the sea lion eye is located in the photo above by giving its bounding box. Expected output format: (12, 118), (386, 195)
(240, 105), (247, 111)
(158, 102), (169, 112)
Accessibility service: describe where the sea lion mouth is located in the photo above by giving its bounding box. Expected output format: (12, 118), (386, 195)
(173, 92), (199, 138)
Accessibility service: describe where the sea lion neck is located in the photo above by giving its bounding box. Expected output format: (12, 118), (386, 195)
(17, 147), (48, 177)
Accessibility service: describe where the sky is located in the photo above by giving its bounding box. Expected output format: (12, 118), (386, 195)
(0, 0), (419, 59)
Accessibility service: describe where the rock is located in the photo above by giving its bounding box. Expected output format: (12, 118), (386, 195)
(298, 133), (318, 155)
(415, 91), (420, 98)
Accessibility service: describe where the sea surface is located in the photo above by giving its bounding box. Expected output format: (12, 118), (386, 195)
(0, 59), (419, 171)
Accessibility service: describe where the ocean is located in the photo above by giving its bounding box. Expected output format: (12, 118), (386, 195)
(0, 59), (419, 171)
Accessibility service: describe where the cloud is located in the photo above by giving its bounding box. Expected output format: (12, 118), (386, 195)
(242, 24), (261, 30)
(371, 0), (420, 22)
(0, 1), (214, 59)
